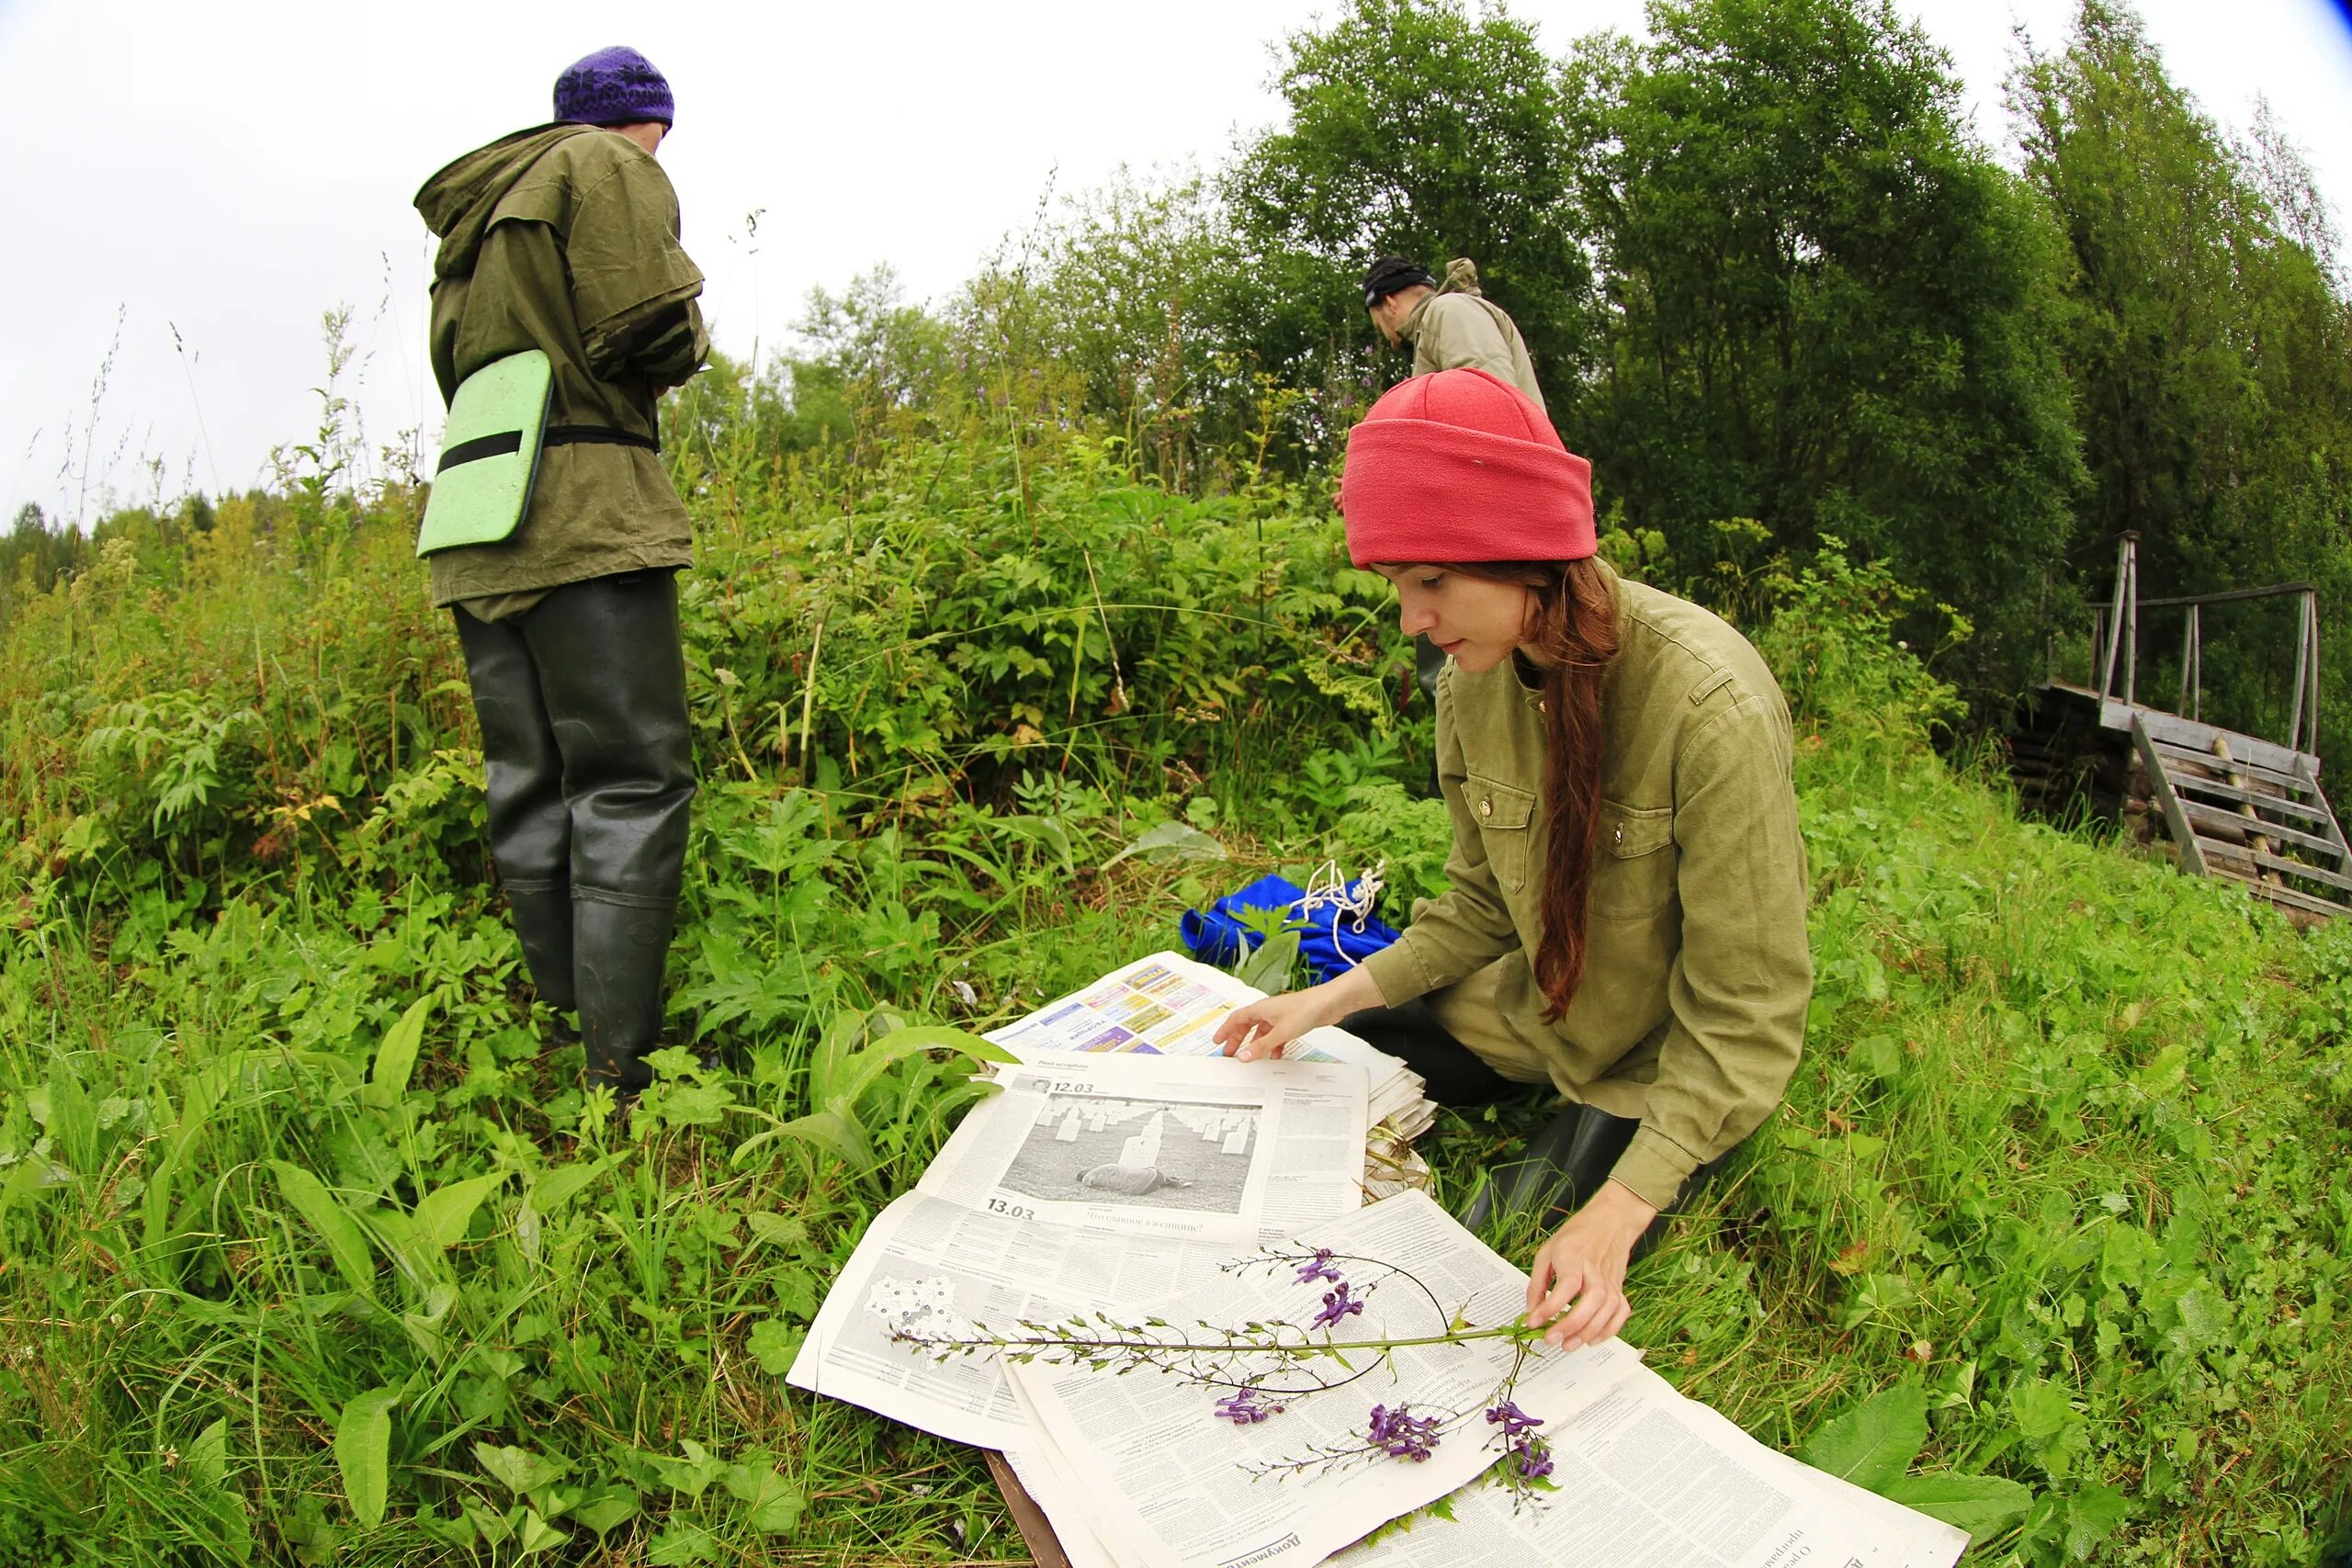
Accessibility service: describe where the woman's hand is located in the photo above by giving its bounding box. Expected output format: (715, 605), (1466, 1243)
(1523, 1179), (1659, 1350)
(1212, 967), (1385, 1062)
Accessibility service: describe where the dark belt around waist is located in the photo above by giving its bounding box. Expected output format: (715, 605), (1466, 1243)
(435, 423), (659, 475)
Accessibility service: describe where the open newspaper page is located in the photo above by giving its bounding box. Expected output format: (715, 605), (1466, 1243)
(1001, 1191), (1647, 1568)
(987, 952), (1436, 1193)
(1328, 1363), (1968, 1568)
(788, 1051), (1371, 1448)
(786, 1192), (1234, 1448)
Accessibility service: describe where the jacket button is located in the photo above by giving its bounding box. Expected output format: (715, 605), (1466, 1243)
(1613, 825), (1624, 846)
(1478, 798), (1493, 818)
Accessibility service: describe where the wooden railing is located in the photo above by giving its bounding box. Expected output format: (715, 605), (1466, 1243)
(2091, 532), (2324, 758)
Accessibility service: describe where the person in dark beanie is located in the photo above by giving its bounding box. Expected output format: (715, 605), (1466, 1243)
(1363, 255), (1544, 412)
(1219, 369), (1810, 1352)
(1364, 255), (1550, 708)
(413, 46), (707, 1111)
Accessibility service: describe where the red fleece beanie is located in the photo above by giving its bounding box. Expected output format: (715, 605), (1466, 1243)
(1340, 367), (1596, 567)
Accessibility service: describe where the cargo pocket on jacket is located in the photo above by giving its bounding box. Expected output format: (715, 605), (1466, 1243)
(1464, 773), (1539, 894)
(1589, 800), (1675, 919)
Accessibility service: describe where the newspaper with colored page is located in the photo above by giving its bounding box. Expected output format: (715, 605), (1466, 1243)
(985, 951), (1437, 1197)
(786, 1046), (1371, 1448)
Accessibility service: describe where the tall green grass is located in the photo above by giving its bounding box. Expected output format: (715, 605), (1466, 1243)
(0, 389), (2346, 1564)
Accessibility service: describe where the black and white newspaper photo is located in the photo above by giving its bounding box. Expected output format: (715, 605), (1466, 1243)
(914, 1049), (1370, 1244)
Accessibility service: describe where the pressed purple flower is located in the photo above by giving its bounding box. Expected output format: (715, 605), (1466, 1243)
(1365, 1402), (1441, 1461)
(1294, 1247), (1342, 1286)
(1310, 1282), (1365, 1330)
(1215, 1388), (1283, 1425)
(1511, 1439), (1555, 1482)
(1485, 1400), (1542, 1438)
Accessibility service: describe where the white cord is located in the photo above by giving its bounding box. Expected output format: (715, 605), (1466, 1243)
(1299, 858), (1386, 967)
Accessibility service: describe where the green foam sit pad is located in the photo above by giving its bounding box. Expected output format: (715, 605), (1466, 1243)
(416, 350), (553, 557)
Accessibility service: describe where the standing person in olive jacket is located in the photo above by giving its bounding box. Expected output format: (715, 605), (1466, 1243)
(414, 46), (707, 1100)
(1217, 369), (1811, 1353)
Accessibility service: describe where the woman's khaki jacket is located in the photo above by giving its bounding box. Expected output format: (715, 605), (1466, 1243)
(1360, 570), (1813, 1211)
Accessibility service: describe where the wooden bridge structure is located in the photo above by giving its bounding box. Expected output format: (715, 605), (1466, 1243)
(2007, 534), (2347, 919)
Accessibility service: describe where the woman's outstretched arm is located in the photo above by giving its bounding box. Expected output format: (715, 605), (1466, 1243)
(1212, 964), (1388, 1062)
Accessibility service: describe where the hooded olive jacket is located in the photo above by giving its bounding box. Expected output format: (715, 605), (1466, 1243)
(413, 124), (708, 606)
(1359, 570), (1812, 1210)
(1402, 292), (1545, 412)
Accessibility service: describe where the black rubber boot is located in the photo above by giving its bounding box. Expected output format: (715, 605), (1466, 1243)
(573, 896), (675, 1092)
(503, 878), (577, 1012)
(1463, 1102), (1741, 1258)
(1460, 1100), (1636, 1234)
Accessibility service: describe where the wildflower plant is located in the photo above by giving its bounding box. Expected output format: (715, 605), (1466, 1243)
(889, 1242), (1560, 1503)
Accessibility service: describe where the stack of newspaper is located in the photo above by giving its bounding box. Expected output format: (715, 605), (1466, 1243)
(984, 953), (1438, 1197)
(787, 959), (1971, 1568)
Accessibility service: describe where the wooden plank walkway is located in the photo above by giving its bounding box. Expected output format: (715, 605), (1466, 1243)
(2130, 711), (2348, 919)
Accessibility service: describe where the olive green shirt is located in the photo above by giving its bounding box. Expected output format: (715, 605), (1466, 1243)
(414, 125), (708, 607)
(1361, 570), (1811, 1209)
(1402, 292), (1545, 412)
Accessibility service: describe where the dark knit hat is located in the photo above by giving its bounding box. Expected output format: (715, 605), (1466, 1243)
(1340, 368), (1595, 567)
(554, 47), (675, 129)
(1363, 255), (1437, 308)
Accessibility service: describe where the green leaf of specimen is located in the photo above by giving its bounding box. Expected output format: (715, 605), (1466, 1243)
(746, 1318), (803, 1375)
(411, 1171), (509, 1258)
(526, 1156), (615, 1214)
(474, 1442), (570, 1497)
(572, 1489), (640, 1538)
(1236, 928), (1303, 997)
(722, 1457), (805, 1534)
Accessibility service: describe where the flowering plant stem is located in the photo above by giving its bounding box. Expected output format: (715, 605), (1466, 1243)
(914, 1322), (1543, 1359)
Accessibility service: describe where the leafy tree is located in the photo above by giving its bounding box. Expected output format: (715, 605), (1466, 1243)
(1218, 0), (1592, 458)
(1564, 0), (2084, 696)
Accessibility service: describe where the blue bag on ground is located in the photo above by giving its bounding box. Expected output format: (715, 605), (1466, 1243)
(1180, 866), (1402, 983)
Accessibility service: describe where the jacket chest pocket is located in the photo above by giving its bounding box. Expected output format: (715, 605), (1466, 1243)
(1464, 773), (1539, 894)
(1590, 800), (1675, 920)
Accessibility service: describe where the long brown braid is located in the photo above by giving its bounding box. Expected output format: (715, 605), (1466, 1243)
(1430, 558), (1620, 1020)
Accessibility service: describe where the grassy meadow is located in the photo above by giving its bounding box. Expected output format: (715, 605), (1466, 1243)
(0, 378), (2346, 1568)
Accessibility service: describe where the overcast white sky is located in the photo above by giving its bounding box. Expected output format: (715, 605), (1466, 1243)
(4, 0), (2348, 526)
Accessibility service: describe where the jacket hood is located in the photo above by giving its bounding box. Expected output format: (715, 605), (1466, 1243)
(414, 124), (598, 281)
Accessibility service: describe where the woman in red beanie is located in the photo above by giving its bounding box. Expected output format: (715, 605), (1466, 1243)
(1215, 369), (1812, 1352)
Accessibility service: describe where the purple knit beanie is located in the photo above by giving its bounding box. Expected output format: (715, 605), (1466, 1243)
(553, 47), (675, 129)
